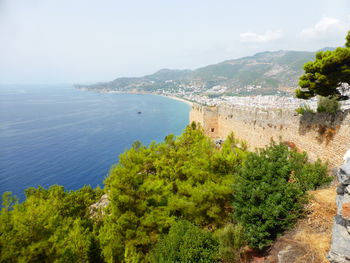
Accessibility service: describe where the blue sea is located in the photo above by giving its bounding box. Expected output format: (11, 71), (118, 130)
(0, 85), (190, 199)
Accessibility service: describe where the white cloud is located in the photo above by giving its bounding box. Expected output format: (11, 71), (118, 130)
(300, 16), (350, 40)
(239, 30), (283, 43)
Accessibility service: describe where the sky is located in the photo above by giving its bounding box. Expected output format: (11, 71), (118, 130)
(0, 0), (349, 84)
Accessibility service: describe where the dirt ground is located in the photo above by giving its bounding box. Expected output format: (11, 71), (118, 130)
(262, 187), (337, 263)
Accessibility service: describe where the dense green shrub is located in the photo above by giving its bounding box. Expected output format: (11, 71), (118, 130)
(231, 143), (331, 249)
(295, 104), (315, 115)
(152, 220), (219, 263)
(288, 154), (330, 191)
(214, 223), (245, 262)
(317, 96), (341, 113)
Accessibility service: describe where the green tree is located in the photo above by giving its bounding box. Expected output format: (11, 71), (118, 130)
(98, 124), (246, 262)
(317, 95), (341, 113)
(296, 30), (350, 100)
(152, 220), (219, 263)
(346, 30), (350, 48)
(0, 185), (103, 262)
(231, 143), (330, 249)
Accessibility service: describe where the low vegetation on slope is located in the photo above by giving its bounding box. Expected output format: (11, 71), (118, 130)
(265, 187), (337, 263)
(0, 124), (332, 262)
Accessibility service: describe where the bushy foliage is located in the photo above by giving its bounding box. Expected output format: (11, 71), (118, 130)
(152, 220), (219, 263)
(295, 104), (315, 115)
(296, 30), (350, 100)
(98, 124), (247, 262)
(231, 143), (331, 249)
(317, 96), (341, 114)
(214, 223), (245, 262)
(0, 185), (104, 263)
(0, 125), (331, 262)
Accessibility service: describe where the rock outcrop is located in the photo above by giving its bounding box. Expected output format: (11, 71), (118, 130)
(89, 194), (109, 219)
(328, 153), (350, 262)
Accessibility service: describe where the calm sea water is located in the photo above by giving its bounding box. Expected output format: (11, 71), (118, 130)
(0, 85), (190, 199)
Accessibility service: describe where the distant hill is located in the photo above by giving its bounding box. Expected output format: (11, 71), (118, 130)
(76, 50), (319, 96)
(317, 47), (337, 51)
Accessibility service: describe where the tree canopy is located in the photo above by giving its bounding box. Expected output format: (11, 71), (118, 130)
(152, 220), (219, 263)
(296, 30), (350, 100)
(0, 124), (332, 262)
(0, 186), (104, 263)
(98, 124), (247, 262)
(232, 143), (330, 249)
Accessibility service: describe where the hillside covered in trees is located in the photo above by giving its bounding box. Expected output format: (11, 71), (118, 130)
(0, 124), (332, 262)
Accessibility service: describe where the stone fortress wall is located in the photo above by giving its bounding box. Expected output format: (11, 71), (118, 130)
(190, 103), (350, 168)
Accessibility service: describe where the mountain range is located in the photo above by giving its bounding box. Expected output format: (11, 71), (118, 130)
(76, 50), (319, 96)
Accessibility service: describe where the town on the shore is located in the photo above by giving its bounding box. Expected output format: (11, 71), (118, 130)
(84, 85), (350, 111)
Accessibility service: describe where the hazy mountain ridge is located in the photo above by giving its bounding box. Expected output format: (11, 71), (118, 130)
(76, 50), (317, 96)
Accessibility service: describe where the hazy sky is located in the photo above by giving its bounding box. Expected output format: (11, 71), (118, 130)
(0, 0), (349, 84)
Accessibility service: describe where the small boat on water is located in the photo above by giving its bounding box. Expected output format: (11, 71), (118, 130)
(137, 111), (142, 114)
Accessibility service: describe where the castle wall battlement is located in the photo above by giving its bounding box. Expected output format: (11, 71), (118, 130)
(190, 103), (350, 168)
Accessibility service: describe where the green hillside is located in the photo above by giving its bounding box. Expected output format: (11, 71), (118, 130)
(76, 50), (316, 96)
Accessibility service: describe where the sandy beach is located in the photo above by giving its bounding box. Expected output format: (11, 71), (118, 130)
(160, 95), (193, 107)
(97, 89), (193, 107)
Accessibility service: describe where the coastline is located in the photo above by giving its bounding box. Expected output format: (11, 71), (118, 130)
(81, 87), (193, 107)
(157, 94), (193, 107)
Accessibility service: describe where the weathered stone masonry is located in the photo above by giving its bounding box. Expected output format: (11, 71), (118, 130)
(190, 103), (350, 168)
(328, 156), (350, 262)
